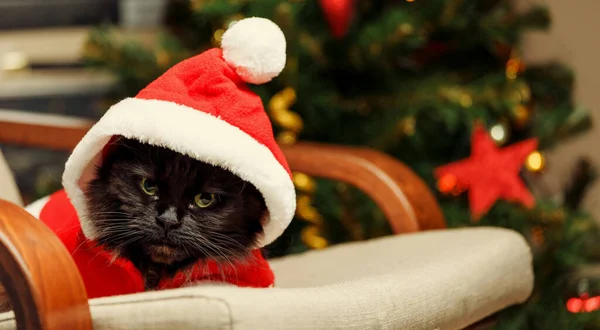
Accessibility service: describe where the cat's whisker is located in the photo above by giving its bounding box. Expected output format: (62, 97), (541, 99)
(54, 223), (89, 235)
(88, 211), (131, 216)
(97, 229), (141, 238)
(192, 239), (240, 283)
(232, 181), (247, 197)
(209, 234), (250, 253)
(182, 231), (249, 254)
(98, 230), (146, 247)
(187, 243), (227, 280)
(113, 140), (152, 163)
(107, 235), (145, 254)
(182, 235), (234, 262)
(71, 236), (91, 255)
(91, 218), (138, 223)
(93, 224), (140, 232)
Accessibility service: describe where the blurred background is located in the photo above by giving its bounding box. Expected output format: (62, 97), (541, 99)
(1, 0), (600, 328)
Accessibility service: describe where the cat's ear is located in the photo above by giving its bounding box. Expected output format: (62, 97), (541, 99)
(259, 210), (270, 227)
(79, 135), (126, 188)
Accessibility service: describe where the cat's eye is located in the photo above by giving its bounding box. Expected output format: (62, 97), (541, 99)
(140, 178), (158, 195)
(194, 193), (216, 208)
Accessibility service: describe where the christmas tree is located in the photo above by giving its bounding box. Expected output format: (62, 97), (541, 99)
(83, 0), (600, 327)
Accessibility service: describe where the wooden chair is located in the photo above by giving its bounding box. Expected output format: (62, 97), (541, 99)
(0, 110), (533, 330)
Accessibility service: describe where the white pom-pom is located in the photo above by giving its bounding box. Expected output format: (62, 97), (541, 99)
(221, 17), (286, 85)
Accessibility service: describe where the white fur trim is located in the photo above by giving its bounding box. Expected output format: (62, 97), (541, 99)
(24, 195), (50, 219)
(221, 17), (286, 85)
(62, 98), (296, 247)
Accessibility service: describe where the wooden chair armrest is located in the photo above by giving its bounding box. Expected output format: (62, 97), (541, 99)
(0, 110), (93, 152)
(0, 109), (446, 232)
(0, 200), (92, 330)
(281, 143), (445, 233)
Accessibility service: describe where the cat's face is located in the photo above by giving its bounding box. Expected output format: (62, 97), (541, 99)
(85, 137), (266, 274)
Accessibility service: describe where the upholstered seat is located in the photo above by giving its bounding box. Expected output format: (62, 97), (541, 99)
(0, 150), (22, 207)
(0, 227), (532, 330)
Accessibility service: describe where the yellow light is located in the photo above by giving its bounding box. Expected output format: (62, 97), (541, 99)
(506, 69), (518, 80)
(211, 29), (225, 46)
(301, 227), (328, 249)
(398, 23), (414, 35)
(293, 172), (316, 193)
(459, 93), (473, 108)
(513, 104), (531, 128)
(505, 58), (524, 80)
(519, 83), (531, 102)
(276, 131), (297, 145)
(398, 117), (416, 136)
(406, 0), (415, 2)
(525, 151), (545, 172)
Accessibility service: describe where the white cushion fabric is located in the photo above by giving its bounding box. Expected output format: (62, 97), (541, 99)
(0, 150), (22, 207)
(0, 227), (533, 330)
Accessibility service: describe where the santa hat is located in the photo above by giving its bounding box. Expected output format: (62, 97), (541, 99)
(62, 17), (295, 248)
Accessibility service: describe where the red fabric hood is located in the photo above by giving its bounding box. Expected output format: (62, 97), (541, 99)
(39, 190), (274, 299)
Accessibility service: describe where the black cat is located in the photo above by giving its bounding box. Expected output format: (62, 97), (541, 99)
(85, 137), (266, 289)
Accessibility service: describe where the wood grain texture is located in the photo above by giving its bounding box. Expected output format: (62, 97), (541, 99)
(282, 142), (446, 233)
(0, 110), (93, 152)
(0, 200), (92, 330)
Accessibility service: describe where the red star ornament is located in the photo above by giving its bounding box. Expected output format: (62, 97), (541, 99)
(434, 124), (538, 219)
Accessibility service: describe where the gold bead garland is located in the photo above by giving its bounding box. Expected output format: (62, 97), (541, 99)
(398, 117), (416, 136)
(268, 88), (329, 249)
(268, 87), (304, 145)
(295, 178), (328, 249)
(512, 104), (532, 128)
(505, 51), (525, 80)
(504, 50), (543, 173)
(505, 51), (534, 129)
(439, 87), (473, 108)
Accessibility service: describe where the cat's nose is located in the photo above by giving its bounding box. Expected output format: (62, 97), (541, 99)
(156, 208), (182, 232)
(156, 215), (182, 232)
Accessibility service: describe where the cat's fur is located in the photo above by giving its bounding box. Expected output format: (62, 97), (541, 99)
(85, 137), (266, 289)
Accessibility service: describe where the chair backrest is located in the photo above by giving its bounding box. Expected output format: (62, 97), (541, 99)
(0, 149), (23, 206)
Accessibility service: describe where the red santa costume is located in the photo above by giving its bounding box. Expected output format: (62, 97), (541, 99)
(25, 17), (296, 299)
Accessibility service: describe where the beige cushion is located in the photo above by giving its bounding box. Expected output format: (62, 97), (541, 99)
(0, 150), (22, 207)
(0, 227), (533, 330)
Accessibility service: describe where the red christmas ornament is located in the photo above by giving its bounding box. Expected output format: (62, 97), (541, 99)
(434, 124), (538, 219)
(319, 0), (354, 38)
(566, 294), (600, 313)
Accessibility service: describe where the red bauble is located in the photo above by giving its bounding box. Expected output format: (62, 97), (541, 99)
(319, 0), (354, 38)
(435, 124), (538, 219)
(566, 294), (600, 313)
